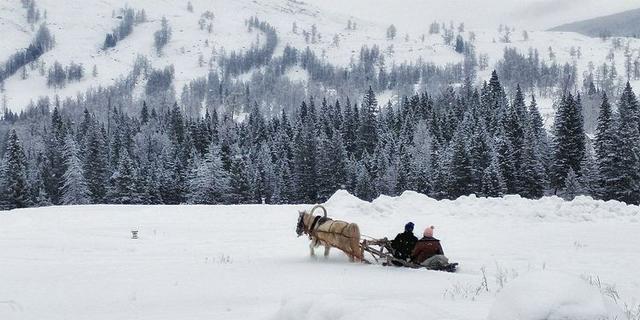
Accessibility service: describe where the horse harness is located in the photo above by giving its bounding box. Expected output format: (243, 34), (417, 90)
(307, 215), (351, 239)
(309, 216), (329, 235)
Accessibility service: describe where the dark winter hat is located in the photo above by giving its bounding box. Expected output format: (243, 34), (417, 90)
(405, 222), (415, 232)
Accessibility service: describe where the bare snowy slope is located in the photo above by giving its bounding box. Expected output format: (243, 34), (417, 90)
(1, 0), (640, 113)
(550, 8), (640, 38)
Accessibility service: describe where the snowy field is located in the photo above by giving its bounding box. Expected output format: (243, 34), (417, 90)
(1, 191), (639, 320)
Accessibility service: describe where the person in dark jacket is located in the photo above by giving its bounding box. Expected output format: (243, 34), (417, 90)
(390, 222), (418, 262)
(411, 226), (449, 270)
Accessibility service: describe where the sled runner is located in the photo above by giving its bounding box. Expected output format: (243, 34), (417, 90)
(360, 237), (458, 272)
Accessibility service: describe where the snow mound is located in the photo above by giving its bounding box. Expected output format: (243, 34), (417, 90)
(271, 295), (419, 320)
(323, 190), (640, 222)
(323, 189), (371, 215)
(488, 271), (624, 320)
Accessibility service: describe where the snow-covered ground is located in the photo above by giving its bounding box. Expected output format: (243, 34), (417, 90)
(1, 0), (640, 116)
(1, 191), (639, 319)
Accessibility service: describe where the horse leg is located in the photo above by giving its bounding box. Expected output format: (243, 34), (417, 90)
(351, 239), (362, 262)
(324, 246), (330, 258)
(309, 240), (316, 257)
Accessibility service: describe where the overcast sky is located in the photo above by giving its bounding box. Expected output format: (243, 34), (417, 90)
(305, 0), (640, 31)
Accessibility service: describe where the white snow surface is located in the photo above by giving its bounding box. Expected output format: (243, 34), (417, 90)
(488, 271), (623, 320)
(1, 190), (639, 320)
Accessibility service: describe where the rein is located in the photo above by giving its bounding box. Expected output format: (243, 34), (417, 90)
(309, 216), (322, 236)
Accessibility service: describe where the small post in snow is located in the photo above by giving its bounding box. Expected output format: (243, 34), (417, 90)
(131, 230), (139, 239)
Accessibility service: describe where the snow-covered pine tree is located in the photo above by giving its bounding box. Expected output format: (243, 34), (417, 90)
(44, 106), (67, 204)
(594, 93), (617, 200)
(189, 120), (206, 156)
(347, 100), (361, 155)
(271, 157), (293, 204)
(357, 87), (379, 156)
(188, 143), (229, 204)
(455, 35), (465, 53)
(610, 83), (640, 204)
(139, 159), (163, 205)
(161, 135), (192, 205)
(481, 151), (507, 197)
(209, 108), (220, 144)
(25, 153), (52, 207)
(329, 131), (348, 189)
(33, 166), (52, 207)
(519, 126), (546, 199)
(386, 24), (397, 40)
(227, 155), (251, 204)
(430, 141), (451, 199)
(371, 142), (391, 195)
(3, 130), (30, 208)
(248, 143), (275, 203)
(483, 71), (509, 134)
(77, 108), (93, 145)
(0, 158), (7, 208)
(493, 128), (516, 193)
(468, 119), (491, 191)
(84, 125), (109, 203)
(108, 149), (140, 204)
(61, 135), (91, 205)
(551, 94), (585, 194)
(408, 121), (433, 195)
(140, 101), (150, 125)
(447, 124), (472, 198)
(318, 98), (332, 136)
(247, 103), (267, 145)
(394, 145), (412, 194)
(528, 95), (550, 174)
(198, 116), (213, 154)
(505, 85), (529, 192)
(343, 154), (358, 193)
(354, 161), (375, 201)
(307, 97), (318, 128)
(292, 101), (318, 203)
(562, 168), (582, 200)
(169, 102), (185, 144)
(331, 99), (344, 133)
(316, 131), (347, 201)
(579, 147), (600, 198)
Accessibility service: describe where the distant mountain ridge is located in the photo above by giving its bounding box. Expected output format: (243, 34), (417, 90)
(549, 8), (640, 38)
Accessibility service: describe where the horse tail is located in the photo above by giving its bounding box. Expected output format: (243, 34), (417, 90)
(350, 223), (364, 262)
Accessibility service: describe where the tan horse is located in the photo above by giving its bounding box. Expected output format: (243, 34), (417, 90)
(295, 205), (363, 262)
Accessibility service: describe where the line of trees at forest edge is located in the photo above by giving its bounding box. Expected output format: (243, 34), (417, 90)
(1, 71), (639, 209)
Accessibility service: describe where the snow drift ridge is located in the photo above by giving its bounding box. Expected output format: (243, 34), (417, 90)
(324, 190), (640, 222)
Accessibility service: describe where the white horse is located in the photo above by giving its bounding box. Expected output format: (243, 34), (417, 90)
(295, 205), (363, 262)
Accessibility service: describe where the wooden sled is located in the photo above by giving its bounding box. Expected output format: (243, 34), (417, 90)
(360, 238), (458, 272)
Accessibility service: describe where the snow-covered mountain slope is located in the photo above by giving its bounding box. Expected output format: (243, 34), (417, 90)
(1, 0), (640, 113)
(550, 8), (640, 38)
(306, 0), (640, 31)
(1, 191), (638, 319)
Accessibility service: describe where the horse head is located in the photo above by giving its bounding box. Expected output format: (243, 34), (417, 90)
(295, 211), (306, 237)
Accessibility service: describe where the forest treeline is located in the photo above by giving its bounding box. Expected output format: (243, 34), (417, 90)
(1, 71), (639, 209)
